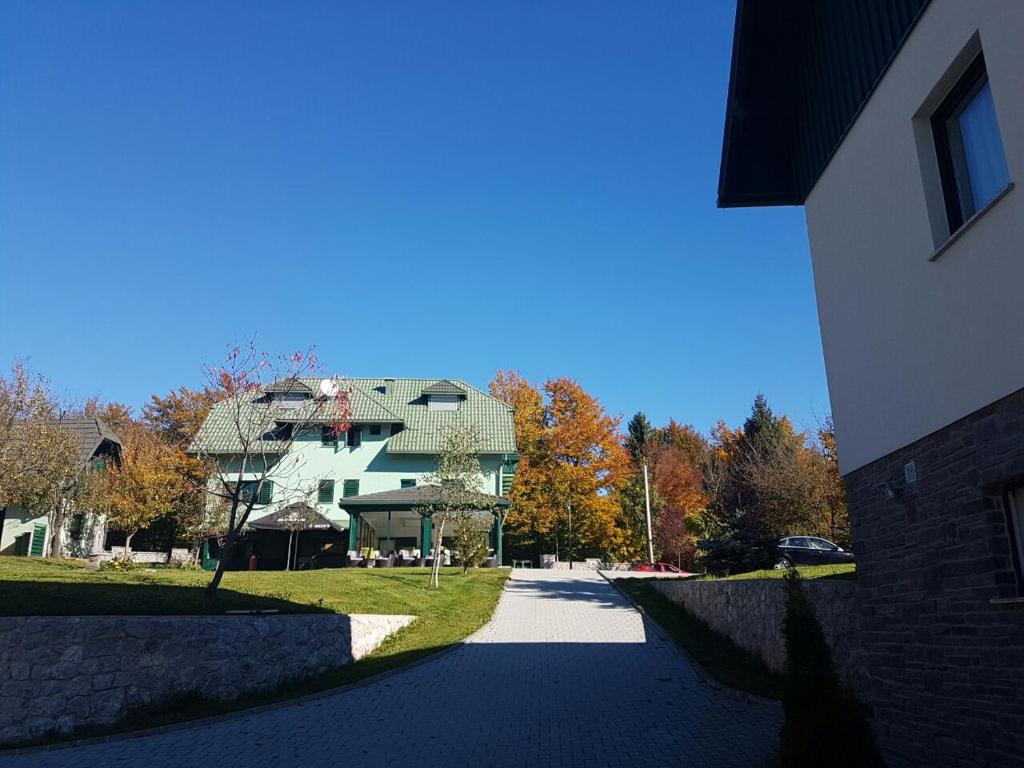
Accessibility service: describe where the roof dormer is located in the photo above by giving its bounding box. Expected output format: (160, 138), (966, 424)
(422, 380), (466, 411)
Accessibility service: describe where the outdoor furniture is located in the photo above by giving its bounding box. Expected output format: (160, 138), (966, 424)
(512, 559), (532, 568)
(483, 556), (498, 568)
(346, 550), (364, 568)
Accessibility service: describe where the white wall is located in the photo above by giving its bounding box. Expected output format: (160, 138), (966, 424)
(804, 0), (1024, 474)
(218, 424), (505, 528)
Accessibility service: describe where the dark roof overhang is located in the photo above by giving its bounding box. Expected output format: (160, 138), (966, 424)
(337, 485), (510, 513)
(718, 0), (933, 208)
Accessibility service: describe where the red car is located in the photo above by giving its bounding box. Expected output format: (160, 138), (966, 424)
(631, 562), (692, 574)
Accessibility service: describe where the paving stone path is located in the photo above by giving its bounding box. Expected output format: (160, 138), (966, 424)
(0, 570), (781, 768)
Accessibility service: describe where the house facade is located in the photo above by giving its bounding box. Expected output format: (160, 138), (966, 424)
(720, 1), (1023, 765)
(192, 378), (518, 569)
(0, 418), (122, 558)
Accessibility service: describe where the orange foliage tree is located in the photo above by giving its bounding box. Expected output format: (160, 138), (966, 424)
(490, 372), (629, 562)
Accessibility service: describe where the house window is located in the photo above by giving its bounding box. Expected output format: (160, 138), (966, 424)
(400, 478), (416, 489)
(428, 395), (459, 411)
(272, 393), (307, 410)
(318, 480), (335, 504)
(347, 426), (362, 447)
(369, 424), (382, 436)
(321, 426), (337, 446)
(932, 53), (1011, 233)
(343, 479), (360, 497)
(237, 480), (274, 504)
(265, 423), (293, 441)
(1006, 485), (1024, 594)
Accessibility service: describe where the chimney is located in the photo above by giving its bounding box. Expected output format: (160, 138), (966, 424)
(383, 378), (395, 395)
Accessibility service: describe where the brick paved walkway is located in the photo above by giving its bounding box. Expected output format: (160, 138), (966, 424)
(0, 571), (780, 768)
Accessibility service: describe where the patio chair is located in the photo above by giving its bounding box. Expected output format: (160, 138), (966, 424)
(347, 550), (364, 568)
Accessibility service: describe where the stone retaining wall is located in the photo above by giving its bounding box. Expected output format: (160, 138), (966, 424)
(0, 612), (413, 746)
(649, 578), (859, 679)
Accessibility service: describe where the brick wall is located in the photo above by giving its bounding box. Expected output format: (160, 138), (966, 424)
(844, 388), (1024, 768)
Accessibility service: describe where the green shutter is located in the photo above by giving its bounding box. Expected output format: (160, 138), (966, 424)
(258, 480), (274, 504)
(30, 524), (46, 557)
(343, 479), (360, 497)
(400, 478), (416, 489)
(318, 480), (335, 504)
(501, 473), (514, 496)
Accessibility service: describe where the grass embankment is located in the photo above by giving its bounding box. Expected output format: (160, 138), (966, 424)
(613, 578), (783, 700)
(0, 557), (508, 742)
(717, 563), (856, 581)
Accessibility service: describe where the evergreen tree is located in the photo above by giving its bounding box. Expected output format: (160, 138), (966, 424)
(625, 411), (654, 466)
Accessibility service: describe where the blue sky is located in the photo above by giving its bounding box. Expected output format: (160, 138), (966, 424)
(0, 1), (829, 436)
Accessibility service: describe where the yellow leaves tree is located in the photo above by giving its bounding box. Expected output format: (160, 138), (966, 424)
(489, 371), (553, 553)
(87, 422), (179, 556)
(490, 371), (629, 562)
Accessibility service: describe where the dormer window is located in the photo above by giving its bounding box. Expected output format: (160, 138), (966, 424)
(421, 380), (466, 411)
(428, 395), (459, 411)
(273, 394), (307, 410)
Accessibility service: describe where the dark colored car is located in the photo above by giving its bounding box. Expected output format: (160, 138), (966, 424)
(775, 537), (855, 568)
(631, 562), (694, 575)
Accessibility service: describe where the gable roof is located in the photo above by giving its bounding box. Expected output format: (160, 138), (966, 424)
(421, 380), (466, 396)
(49, 418), (122, 464)
(191, 378), (516, 456)
(718, 0), (932, 207)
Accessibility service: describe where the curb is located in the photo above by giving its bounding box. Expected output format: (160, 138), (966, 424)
(0, 576), (514, 757)
(600, 571), (782, 708)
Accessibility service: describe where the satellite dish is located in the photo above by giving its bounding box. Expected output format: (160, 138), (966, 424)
(320, 378), (340, 397)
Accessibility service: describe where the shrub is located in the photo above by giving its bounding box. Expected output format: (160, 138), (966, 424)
(779, 569), (881, 767)
(697, 533), (776, 576)
(102, 555), (137, 572)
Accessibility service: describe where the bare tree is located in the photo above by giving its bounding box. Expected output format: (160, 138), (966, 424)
(189, 341), (351, 595)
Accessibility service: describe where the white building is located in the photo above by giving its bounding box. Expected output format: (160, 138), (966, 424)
(719, 1), (1024, 765)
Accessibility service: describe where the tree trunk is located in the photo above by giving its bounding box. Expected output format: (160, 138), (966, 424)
(47, 499), (67, 558)
(287, 530), (295, 571)
(124, 531), (135, 558)
(205, 531), (236, 596)
(430, 515), (447, 588)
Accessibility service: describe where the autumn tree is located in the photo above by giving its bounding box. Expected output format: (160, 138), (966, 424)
(489, 371), (552, 561)
(189, 341), (351, 595)
(143, 386), (220, 556)
(0, 362), (82, 557)
(85, 421), (179, 557)
(542, 378), (629, 561)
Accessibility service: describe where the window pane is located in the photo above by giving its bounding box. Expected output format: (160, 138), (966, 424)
(957, 82), (1010, 216)
(1011, 488), (1024, 581)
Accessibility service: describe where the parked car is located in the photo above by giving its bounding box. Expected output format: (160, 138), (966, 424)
(774, 537), (855, 568)
(631, 562), (693, 574)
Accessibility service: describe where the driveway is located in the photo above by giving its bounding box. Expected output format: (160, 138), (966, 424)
(0, 570), (780, 768)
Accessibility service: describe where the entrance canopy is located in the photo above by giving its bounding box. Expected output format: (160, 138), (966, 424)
(248, 503), (344, 532)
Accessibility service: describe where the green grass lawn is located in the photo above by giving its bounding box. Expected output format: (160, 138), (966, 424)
(613, 578), (782, 700)
(0, 556), (508, 741)
(716, 563), (856, 581)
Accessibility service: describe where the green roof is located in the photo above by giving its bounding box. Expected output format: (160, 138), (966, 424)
(191, 378), (516, 456)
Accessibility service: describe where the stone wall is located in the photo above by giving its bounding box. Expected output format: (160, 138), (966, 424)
(0, 613), (413, 746)
(843, 388), (1024, 768)
(649, 578), (859, 678)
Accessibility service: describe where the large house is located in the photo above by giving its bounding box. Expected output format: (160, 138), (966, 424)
(191, 378), (518, 569)
(0, 418), (122, 558)
(719, 1), (1023, 765)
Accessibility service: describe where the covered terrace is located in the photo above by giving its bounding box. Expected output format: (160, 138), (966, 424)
(338, 485), (510, 566)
